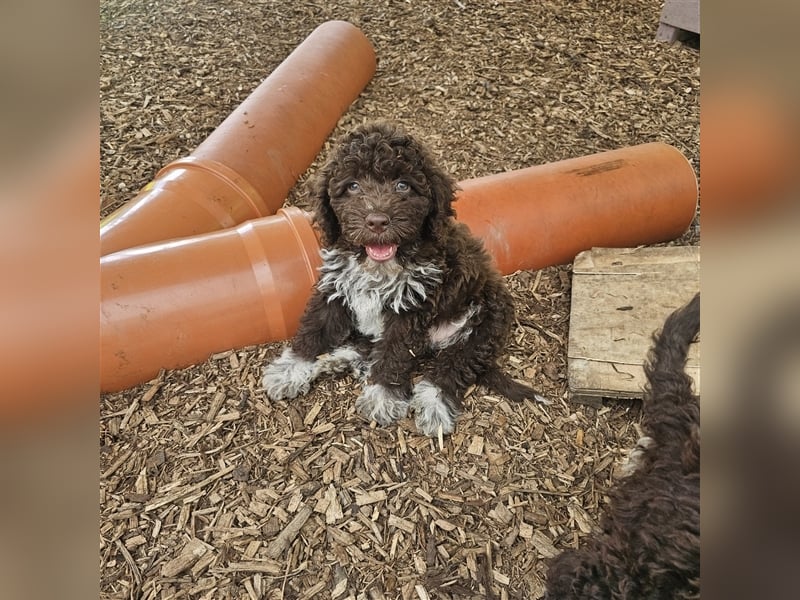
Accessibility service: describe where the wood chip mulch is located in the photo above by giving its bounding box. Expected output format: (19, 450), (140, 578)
(100, 1), (699, 598)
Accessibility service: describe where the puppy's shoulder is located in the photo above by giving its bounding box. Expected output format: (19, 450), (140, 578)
(442, 220), (493, 263)
(432, 220), (498, 287)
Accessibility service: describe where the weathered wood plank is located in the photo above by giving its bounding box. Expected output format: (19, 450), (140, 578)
(656, 0), (700, 42)
(567, 246), (700, 404)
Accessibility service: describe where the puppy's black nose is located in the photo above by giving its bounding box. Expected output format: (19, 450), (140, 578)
(366, 213), (390, 233)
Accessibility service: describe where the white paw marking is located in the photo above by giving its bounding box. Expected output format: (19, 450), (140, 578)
(261, 347), (315, 400)
(355, 383), (409, 426)
(410, 380), (456, 436)
(262, 345), (369, 400)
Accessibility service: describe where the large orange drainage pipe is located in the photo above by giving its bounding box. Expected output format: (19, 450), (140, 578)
(100, 20), (376, 256)
(102, 207), (321, 392)
(101, 143), (697, 392)
(454, 142), (697, 274)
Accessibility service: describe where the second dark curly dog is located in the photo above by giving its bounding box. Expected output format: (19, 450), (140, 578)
(262, 121), (546, 436)
(545, 293), (700, 599)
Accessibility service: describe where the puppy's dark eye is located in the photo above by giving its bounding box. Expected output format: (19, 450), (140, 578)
(346, 181), (361, 192)
(395, 181), (410, 192)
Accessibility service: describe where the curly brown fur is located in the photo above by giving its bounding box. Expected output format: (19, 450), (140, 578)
(262, 121), (546, 436)
(545, 293), (700, 599)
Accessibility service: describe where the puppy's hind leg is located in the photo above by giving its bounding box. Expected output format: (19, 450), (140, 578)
(262, 292), (354, 401)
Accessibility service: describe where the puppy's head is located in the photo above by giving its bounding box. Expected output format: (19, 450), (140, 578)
(311, 121), (456, 263)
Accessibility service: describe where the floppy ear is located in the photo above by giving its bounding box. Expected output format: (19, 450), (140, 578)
(422, 163), (457, 239)
(309, 161), (341, 246)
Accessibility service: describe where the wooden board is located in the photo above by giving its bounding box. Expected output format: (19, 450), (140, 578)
(567, 246), (700, 406)
(656, 0), (700, 42)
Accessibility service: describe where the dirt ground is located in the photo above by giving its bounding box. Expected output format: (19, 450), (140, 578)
(100, 1), (699, 598)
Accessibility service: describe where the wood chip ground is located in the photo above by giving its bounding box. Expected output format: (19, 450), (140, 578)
(100, 1), (699, 598)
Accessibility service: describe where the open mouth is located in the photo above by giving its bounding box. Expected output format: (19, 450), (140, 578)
(364, 244), (398, 262)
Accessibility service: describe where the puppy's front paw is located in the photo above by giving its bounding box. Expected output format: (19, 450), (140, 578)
(411, 380), (457, 436)
(356, 384), (409, 426)
(262, 347), (315, 400)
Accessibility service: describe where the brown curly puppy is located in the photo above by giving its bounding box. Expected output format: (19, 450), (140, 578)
(262, 121), (546, 436)
(545, 293), (700, 599)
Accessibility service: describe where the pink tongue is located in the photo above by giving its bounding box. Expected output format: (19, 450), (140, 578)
(365, 244), (397, 262)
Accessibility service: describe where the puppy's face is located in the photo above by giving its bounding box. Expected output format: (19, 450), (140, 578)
(312, 122), (456, 262)
(328, 173), (430, 263)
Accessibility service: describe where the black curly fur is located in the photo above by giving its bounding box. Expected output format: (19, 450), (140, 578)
(545, 293), (700, 599)
(290, 121), (544, 429)
(312, 121), (455, 250)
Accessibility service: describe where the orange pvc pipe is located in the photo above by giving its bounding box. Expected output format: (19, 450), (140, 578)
(454, 142), (698, 274)
(101, 207), (321, 392)
(100, 20), (376, 256)
(101, 143), (697, 393)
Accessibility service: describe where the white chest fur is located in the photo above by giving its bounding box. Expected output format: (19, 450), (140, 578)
(317, 249), (443, 340)
(349, 286), (386, 339)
